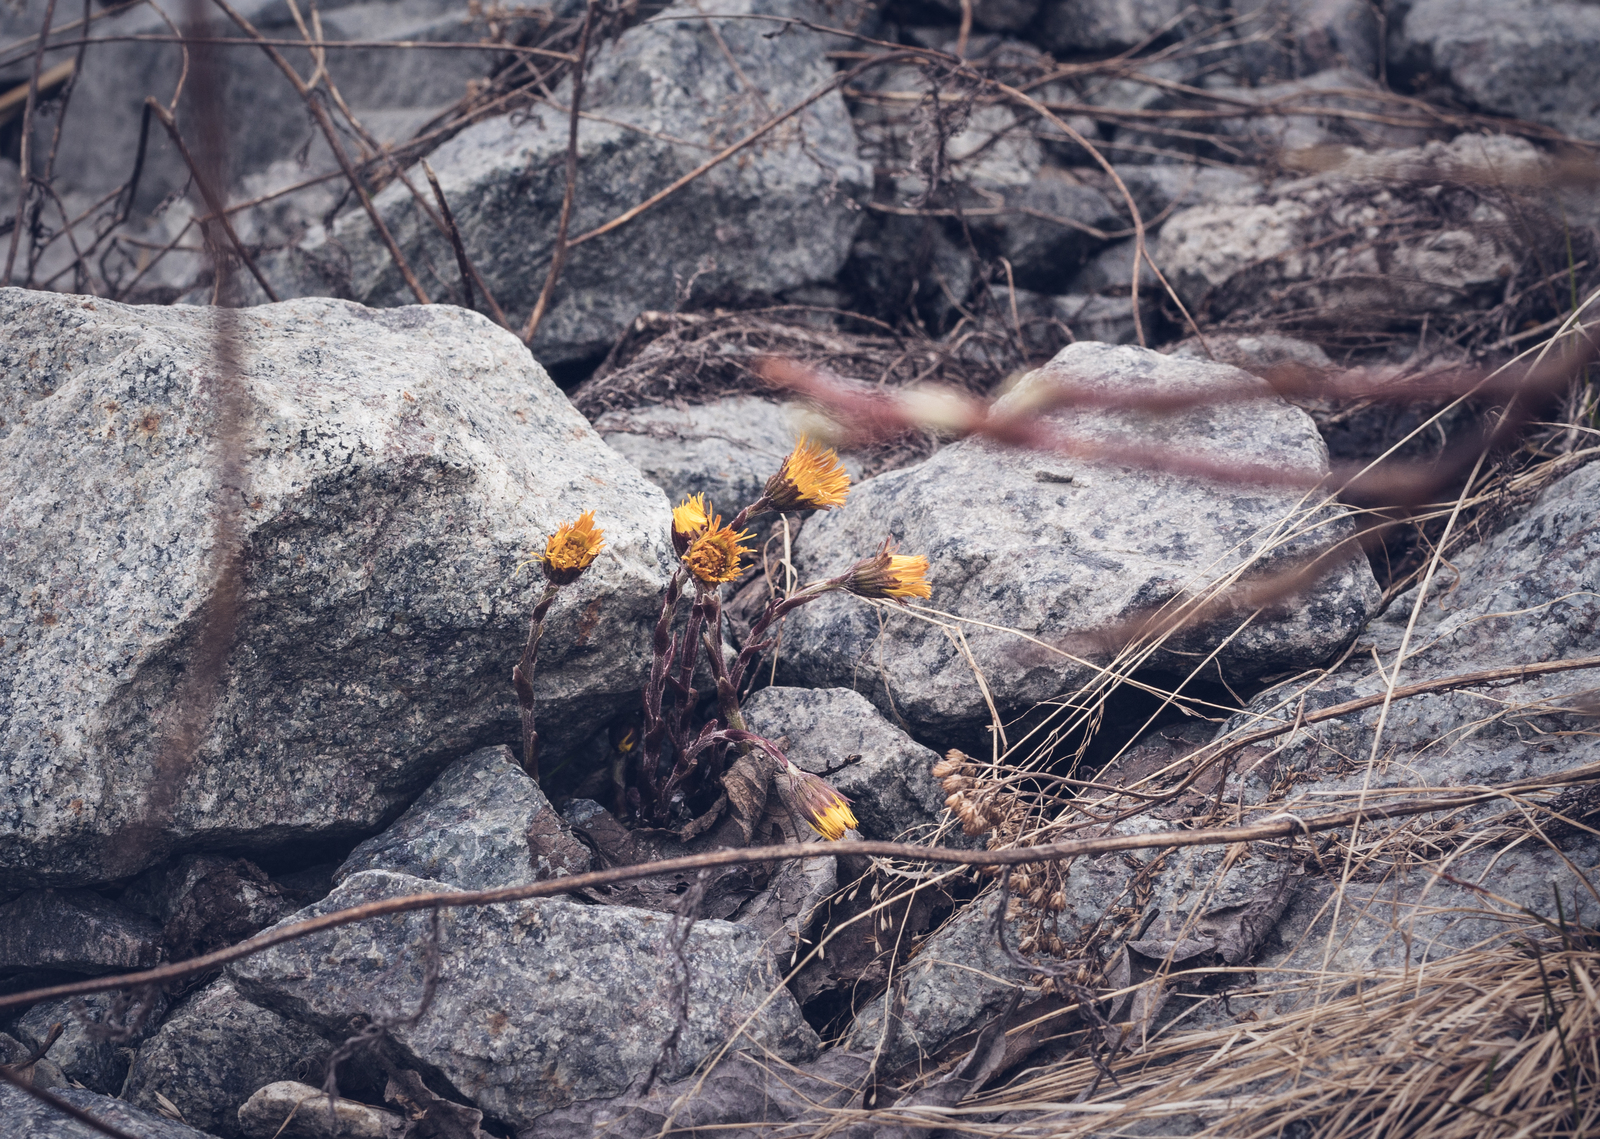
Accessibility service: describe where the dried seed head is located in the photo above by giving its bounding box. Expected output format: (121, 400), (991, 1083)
(779, 760), (857, 841)
(1012, 873), (1034, 895)
(931, 756), (964, 780)
(1049, 891), (1067, 913)
(941, 774), (973, 794)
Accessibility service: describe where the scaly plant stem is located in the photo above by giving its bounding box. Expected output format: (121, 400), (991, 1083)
(638, 567), (684, 815)
(511, 582), (561, 780)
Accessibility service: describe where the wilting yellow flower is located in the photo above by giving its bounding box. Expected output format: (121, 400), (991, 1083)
(671, 493), (711, 555)
(764, 436), (850, 511)
(541, 510), (605, 585)
(844, 539), (931, 601)
(683, 515), (754, 585)
(781, 760), (857, 841)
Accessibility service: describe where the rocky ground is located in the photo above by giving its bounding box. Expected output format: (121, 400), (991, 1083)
(2, 1), (1599, 1137)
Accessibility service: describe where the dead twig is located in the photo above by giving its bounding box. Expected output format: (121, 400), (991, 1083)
(2, 0), (59, 286)
(5, 752), (1599, 1016)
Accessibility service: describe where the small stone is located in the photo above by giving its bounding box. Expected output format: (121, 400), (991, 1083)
(0, 890), (163, 975)
(237, 1082), (403, 1139)
(0, 1081), (221, 1139)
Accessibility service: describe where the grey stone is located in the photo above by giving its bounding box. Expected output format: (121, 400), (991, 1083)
(525, 1049), (876, 1139)
(1204, 68), (1429, 156)
(229, 870), (820, 1130)
(0, 290), (672, 888)
(16, 990), (169, 1095)
(1156, 135), (1524, 323)
(972, 175), (1127, 294)
(0, 890), (163, 975)
(124, 982), (335, 1139)
(728, 849), (837, 968)
(1037, 0), (1194, 53)
(0, 1030), (67, 1089)
(236, 1081), (403, 1139)
(1234, 0), (1382, 82)
(1397, 0), (1600, 142)
(333, 744), (589, 890)
(1011, 290), (1146, 351)
(845, 818), (1169, 1071)
(119, 855), (296, 961)
(280, 0), (868, 367)
(741, 686), (948, 841)
(0, 1082), (222, 1139)
(1167, 331), (1334, 376)
(39, 0), (540, 210)
(781, 341), (1379, 739)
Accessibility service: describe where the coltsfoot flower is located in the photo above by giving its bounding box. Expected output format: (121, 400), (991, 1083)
(765, 436), (850, 511)
(683, 515), (754, 585)
(540, 510), (604, 584)
(671, 493), (711, 555)
(780, 760), (857, 841)
(843, 539), (931, 601)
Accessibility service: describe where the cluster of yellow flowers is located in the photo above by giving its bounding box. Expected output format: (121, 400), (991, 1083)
(525, 435), (931, 842)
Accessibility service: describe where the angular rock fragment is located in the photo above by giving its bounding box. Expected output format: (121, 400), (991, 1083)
(16, 989), (169, 1095)
(782, 341), (1379, 738)
(122, 982), (339, 1136)
(236, 1081), (404, 1139)
(278, 0), (868, 366)
(0, 890), (163, 975)
(0, 1081), (222, 1139)
(229, 870), (820, 1130)
(1396, 0), (1600, 142)
(333, 745), (589, 890)
(741, 687), (947, 841)
(0, 290), (672, 888)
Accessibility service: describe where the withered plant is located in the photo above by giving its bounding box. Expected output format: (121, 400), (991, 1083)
(513, 436), (933, 843)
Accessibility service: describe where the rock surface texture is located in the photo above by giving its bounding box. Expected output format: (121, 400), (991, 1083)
(273, 0), (869, 366)
(333, 744), (589, 890)
(0, 290), (671, 888)
(782, 341), (1379, 737)
(229, 870), (820, 1130)
(741, 686), (948, 841)
(0, 1083), (222, 1139)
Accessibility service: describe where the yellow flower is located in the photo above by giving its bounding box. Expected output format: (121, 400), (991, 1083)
(683, 515), (754, 585)
(671, 493), (711, 555)
(764, 436), (850, 511)
(541, 510), (605, 585)
(781, 760), (857, 841)
(844, 539), (931, 601)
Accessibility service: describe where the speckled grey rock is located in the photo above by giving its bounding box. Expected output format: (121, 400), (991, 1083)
(1396, 0), (1600, 142)
(1224, 456), (1600, 806)
(124, 982), (334, 1139)
(0, 290), (672, 888)
(741, 687), (947, 841)
(845, 817), (1169, 1071)
(273, 0), (868, 366)
(0, 1030), (67, 1089)
(782, 342), (1379, 738)
(1157, 135), (1524, 323)
(0, 890), (163, 975)
(333, 744), (589, 890)
(1038, 0), (1193, 52)
(0, 1082), (222, 1139)
(1235, 0), (1381, 82)
(229, 870), (820, 1130)
(16, 990), (169, 1095)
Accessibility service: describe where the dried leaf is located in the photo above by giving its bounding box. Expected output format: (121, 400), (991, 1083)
(385, 1070), (484, 1139)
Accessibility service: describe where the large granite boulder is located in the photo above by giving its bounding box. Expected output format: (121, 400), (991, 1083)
(781, 341), (1379, 739)
(272, 0), (869, 366)
(229, 870), (820, 1131)
(0, 290), (672, 888)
